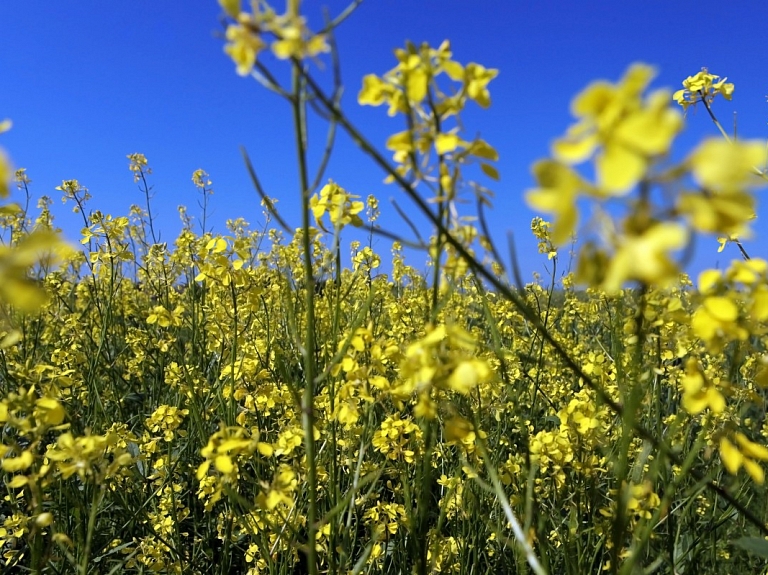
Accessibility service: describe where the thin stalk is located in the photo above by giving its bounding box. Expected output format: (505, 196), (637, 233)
(291, 57), (319, 575)
(78, 484), (105, 575)
(474, 440), (547, 575)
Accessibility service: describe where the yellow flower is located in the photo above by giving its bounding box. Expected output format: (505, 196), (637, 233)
(310, 181), (364, 231)
(34, 397), (66, 426)
(0, 118), (12, 198)
(358, 74), (392, 107)
(688, 138), (767, 193)
(553, 63), (682, 194)
(127, 153), (151, 183)
(1, 449), (34, 473)
(434, 132), (465, 156)
(599, 222), (687, 292)
(525, 160), (585, 245)
(256, 464), (298, 510)
(447, 359), (490, 395)
(223, 16), (266, 76)
(692, 292), (748, 350)
(680, 358), (725, 415)
(444, 416), (471, 443)
(673, 69), (734, 111)
(0, 229), (70, 312)
(678, 190), (755, 237)
(270, 14), (329, 61)
(720, 433), (768, 484)
(464, 63), (498, 108)
(46, 431), (129, 480)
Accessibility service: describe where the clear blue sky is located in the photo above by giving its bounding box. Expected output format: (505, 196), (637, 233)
(2, 1), (767, 281)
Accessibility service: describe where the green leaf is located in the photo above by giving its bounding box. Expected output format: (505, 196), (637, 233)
(480, 162), (500, 181)
(733, 536), (768, 559)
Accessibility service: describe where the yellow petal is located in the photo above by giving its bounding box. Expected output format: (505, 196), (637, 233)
(448, 360), (483, 394)
(214, 454), (235, 474)
(703, 296), (738, 322)
(596, 144), (646, 195)
(1, 450), (34, 472)
(35, 397), (66, 426)
(698, 269), (722, 294)
(720, 437), (743, 475)
(571, 81), (615, 118)
(358, 74), (388, 106)
(743, 458), (765, 484)
(554, 135), (599, 165)
(735, 433), (768, 461)
(442, 60), (464, 81)
(404, 68), (427, 104)
(445, 416), (473, 442)
(689, 139), (768, 191)
(751, 286), (768, 321)
(434, 133), (460, 155)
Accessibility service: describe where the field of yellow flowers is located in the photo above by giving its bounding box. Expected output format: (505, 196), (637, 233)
(3, 2), (768, 574)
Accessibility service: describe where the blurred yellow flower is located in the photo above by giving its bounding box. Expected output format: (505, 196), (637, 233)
(553, 63), (682, 195)
(720, 433), (768, 484)
(526, 160), (585, 245)
(223, 16), (266, 76)
(599, 222), (687, 292)
(688, 138), (767, 193)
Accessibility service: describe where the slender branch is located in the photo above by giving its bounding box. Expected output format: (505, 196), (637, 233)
(317, 0), (365, 34)
(241, 147), (292, 233)
(291, 58), (320, 575)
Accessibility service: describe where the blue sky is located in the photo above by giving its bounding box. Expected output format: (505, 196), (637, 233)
(2, 1), (767, 282)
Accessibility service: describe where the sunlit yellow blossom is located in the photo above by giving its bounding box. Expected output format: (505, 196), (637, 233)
(256, 464), (298, 510)
(525, 160), (585, 245)
(223, 16), (266, 76)
(673, 69), (734, 111)
(464, 62), (498, 108)
(720, 433), (768, 484)
(372, 414), (422, 463)
(598, 222), (688, 292)
(1, 449), (33, 473)
(447, 359), (490, 394)
(127, 153), (151, 183)
(34, 397), (66, 426)
(678, 190), (755, 237)
(358, 74), (392, 106)
(0, 229), (71, 311)
(310, 181), (364, 231)
(146, 304), (185, 328)
(270, 13), (329, 60)
(688, 138), (767, 193)
(553, 63), (682, 194)
(46, 431), (131, 480)
(192, 168), (212, 189)
(680, 358), (725, 415)
(692, 293), (748, 350)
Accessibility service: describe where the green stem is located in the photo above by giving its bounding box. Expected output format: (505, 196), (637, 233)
(79, 484), (105, 575)
(699, 93), (731, 143)
(292, 59), (319, 575)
